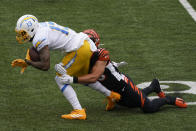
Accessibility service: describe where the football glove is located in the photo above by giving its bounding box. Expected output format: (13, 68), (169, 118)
(55, 64), (67, 75)
(56, 75), (73, 84)
(55, 64), (73, 84)
(11, 49), (31, 74)
(112, 61), (128, 68)
(11, 59), (28, 74)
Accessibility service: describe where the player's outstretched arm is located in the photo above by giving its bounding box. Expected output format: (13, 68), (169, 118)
(55, 60), (106, 84)
(77, 60), (106, 83)
(25, 46), (50, 71)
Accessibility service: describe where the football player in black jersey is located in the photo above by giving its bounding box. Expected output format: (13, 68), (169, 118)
(56, 29), (187, 113)
(55, 47), (187, 113)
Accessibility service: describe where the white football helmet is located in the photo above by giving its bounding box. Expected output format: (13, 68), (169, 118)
(15, 14), (39, 44)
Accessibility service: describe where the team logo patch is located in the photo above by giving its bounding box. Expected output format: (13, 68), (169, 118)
(26, 21), (32, 27)
(137, 81), (196, 105)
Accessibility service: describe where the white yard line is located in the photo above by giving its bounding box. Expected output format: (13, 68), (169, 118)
(187, 102), (196, 105)
(179, 0), (196, 22)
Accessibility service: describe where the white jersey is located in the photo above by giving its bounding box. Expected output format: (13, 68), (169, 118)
(32, 22), (96, 52)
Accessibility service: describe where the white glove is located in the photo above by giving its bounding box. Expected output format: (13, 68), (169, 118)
(112, 61), (128, 67)
(55, 64), (74, 84)
(56, 75), (73, 84)
(55, 64), (67, 75)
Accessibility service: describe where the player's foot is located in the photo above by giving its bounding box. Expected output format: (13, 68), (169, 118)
(175, 98), (187, 108)
(106, 91), (121, 111)
(150, 79), (166, 98)
(61, 109), (86, 120)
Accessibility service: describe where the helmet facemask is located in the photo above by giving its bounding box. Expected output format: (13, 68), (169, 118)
(15, 29), (31, 44)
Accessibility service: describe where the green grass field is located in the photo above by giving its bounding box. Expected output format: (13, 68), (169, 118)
(0, 0), (196, 130)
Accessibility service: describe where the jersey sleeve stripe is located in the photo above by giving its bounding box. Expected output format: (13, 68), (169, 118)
(35, 38), (46, 48)
(35, 41), (41, 48)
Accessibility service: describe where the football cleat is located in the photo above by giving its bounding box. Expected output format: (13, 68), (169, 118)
(158, 92), (166, 98)
(106, 91), (121, 111)
(61, 109), (86, 120)
(150, 79), (166, 98)
(175, 98), (187, 108)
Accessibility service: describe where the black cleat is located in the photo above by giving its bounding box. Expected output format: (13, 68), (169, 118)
(165, 96), (187, 108)
(150, 79), (161, 93)
(150, 79), (166, 98)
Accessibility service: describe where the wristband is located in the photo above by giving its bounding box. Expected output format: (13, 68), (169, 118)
(73, 77), (78, 83)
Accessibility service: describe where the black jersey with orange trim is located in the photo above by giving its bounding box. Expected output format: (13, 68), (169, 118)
(89, 48), (146, 108)
(89, 48), (126, 93)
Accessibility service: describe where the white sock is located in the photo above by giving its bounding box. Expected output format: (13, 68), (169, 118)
(55, 76), (82, 110)
(88, 81), (111, 96)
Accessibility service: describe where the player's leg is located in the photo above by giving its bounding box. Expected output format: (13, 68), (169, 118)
(142, 96), (187, 113)
(61, 40), (94, 77)
(88, 82), (111, 96)
(118, 76), (146, 108)
(55, 76), (86, 120)
(121, 76), (187, 112)
(142, 97), (169, 113)
(54, 39), (95, 120)
(142, 79), (165, 98)
(88, 82), (121, 111)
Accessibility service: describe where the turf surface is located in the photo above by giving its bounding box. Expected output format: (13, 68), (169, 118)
(0, 0), (196, 130)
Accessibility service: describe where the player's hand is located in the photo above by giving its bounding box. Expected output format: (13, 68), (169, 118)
(55, 64), (67, 75)
(56, 75), (73, 84)
(25, 59), (32, 65)
(11, 59), (28, 74)
(112, 61), (128, 67)
(11, 59), (27, 68)
(55, 64), (73, 84)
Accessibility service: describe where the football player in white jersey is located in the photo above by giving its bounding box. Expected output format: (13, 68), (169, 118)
(11, 15), (121, 120)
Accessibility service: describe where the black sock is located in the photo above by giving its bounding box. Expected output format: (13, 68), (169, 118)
(165, 96), (176, 105)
